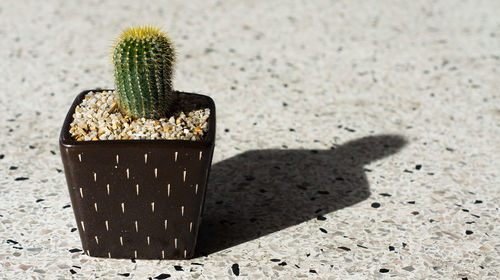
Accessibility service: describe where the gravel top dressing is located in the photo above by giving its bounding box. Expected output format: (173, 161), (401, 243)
(69, 90), (210, 141)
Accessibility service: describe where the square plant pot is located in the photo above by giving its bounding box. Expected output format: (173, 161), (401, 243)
(59, 89), (216, 259)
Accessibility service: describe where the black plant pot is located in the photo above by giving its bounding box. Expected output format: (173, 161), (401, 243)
(59, 89), (216, 259)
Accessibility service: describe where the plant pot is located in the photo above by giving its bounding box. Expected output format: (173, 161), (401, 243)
(59, 89), (216, 260)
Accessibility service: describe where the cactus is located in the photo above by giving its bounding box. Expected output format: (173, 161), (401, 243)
(112, 26), (176, 119)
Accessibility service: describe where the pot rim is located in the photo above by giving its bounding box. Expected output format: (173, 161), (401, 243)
(59, 89), (216, 148)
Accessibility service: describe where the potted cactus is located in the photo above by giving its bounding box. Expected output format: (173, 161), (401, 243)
(59, 26), (216, 260)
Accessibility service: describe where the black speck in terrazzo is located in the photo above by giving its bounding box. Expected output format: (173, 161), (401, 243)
(446, 147), (454, 152)
(270, 258), (280, 262)
(13, 246), (23, 250)
(429, 219), (436, 223)
(56, 168), (63, 173)
(371, 202), (381, 208)
(224, 128), (230, 132)
(118, 273), (131, 277)
(244, 175), (255, 181)
(462, 278), (468, 280)
(319, 228), (327, 233)
(15, 177), (29, 181)
(289, 128), (295, 132)
(465, 230), (473, 235)
(282, 102), (288, 107)
(411, 211), (419, 215)
(389, 246), (395, 251)
(69, 269), (76, 274)
(364, 168), (372, 172)
(35, 199), (44, 203)
(72, 265), (81, 269)
(379, 193), (391, 197)
(415, 164), (422, 170)
(379, 268), (389, 273)
(402, 242), (408, 248)
(191, 263), (203, 266)
(471, 214), (480, 218)
(357, 244), (368, 249)
(344, 127), (356, 132)
(9, 166), (17, 170)
(69, 248), (82, 253)
(281, 145), (288, 149)
(338, 246), (351, 251)
(474, 200), (483, 204)
(0, 154), (4, 159)
(404, 169), (413, 173)
(70, 228), (77, 232)
(296, 184), (307, 190)
(462, 209), (469, 212)
(6, 239), (18, 245)
(407, 201), (415, 204)
(154, 274), (171, 279)
(63, 204), (71, 209)
(309, 269), (317, 274)
(28, 145), (36, 149)
(173, 265), (183, 271)
(230, 86), (236, 90)
(317, 215), (327, 221)
(231, 263), (240, 276)
(278, 261), (287, 266)
(465, 221), (475, 224)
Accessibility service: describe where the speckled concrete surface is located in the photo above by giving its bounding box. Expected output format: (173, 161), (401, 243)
(1, 0), (499, 279)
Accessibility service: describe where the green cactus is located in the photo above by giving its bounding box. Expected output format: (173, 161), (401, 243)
(112, 26), (176, 119)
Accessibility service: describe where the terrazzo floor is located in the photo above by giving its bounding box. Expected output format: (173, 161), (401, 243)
(1, 0), (499, 279)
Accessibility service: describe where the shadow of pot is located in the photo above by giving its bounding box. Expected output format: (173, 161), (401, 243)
(59, 89), (216, 260)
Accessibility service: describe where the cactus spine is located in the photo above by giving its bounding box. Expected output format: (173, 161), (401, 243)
(112, 26), (176, 119)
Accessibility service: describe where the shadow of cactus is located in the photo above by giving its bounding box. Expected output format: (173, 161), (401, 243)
(196, 134), (407, 255)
